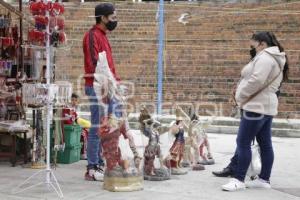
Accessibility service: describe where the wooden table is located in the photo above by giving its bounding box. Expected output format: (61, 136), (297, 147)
(0, 129), (29, 167)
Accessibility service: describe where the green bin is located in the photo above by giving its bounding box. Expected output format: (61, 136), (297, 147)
(57, 144), (81, 164)
(63, 125), (82, 147)
(50, 124), (82, 164)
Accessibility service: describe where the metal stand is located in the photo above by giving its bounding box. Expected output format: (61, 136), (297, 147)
(13, 168), (63, 198)
(12, 2), (64, 198)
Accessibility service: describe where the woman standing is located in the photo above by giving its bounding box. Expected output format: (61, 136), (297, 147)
(222, 32), (289, 191)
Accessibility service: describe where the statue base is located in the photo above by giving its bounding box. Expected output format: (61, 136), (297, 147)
(192, 164), (205, 171)
(171, 168), (188, 175)
(198, 158), (215, 165)
(144, 168), (171, 181)
(31, 161), (46, 169)
(181, 161), (191, 168)
(103, 166), (143, 192)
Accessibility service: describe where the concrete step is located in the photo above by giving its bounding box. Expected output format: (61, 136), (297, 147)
(207, 125), (300, 138)
(128, 114), (300, 138)
(25, 110), (300, 138)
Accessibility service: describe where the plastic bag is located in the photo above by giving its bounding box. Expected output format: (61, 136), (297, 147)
(247, 144), (261, 177)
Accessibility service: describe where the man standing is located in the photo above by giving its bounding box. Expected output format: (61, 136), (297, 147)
(83, 3), (119, 181)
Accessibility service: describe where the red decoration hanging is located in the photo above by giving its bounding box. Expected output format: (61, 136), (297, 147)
(28, 1), (66, 46)
(35, 15), (49, 26)
(29, 1), (64, 16)
(28, 29), (45, 44)
(29, 1), (47, 16)
(50, 2), (65, 16)
(2, 37), (14, 46)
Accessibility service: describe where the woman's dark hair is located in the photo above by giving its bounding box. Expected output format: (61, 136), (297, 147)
(71, 93), (79, 99)
(251, 31), (289, 82)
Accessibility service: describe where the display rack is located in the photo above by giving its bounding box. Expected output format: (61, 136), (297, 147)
(13, 1), (66, 198)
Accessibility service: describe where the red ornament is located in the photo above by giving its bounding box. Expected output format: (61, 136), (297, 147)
(50, 2), (65, 16)
(35, 15), (48, 25)
(29, 1), (47, 16)
(28, 29), (45, 44)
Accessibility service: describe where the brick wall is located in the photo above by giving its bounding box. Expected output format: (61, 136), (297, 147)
(3, 1), (300, 118)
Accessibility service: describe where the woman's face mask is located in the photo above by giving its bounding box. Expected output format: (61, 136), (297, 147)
(249, 46), (257, 59)
(249, 42), (260, 59)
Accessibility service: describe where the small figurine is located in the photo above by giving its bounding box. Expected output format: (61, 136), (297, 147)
(195, 116), (215, 165)
(164, 107), (188, 175)
(139, 106), (170, 181)
(180, 108), (215, 167)
(181, 117), (206, 170)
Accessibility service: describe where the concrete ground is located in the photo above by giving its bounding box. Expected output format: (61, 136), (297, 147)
(0, 133), (300, 200)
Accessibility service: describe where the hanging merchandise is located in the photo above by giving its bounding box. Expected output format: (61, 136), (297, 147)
(22, 83), (58, 107)
(29, 1), (47, 16)
(49, 2), (65, 16)
(0, 9), (23, 127)
(28, 29), (45, 46)
(54, 81), (72, 106)
(34, 15), (48, 30)
(0, 60), (13, 76)
(0, 15), (10, 29)
(2, 37), (14, 47)
(28, 1), (66, 47)
(0, 13), (11, 33)
(31, 109), (46, 169)
(0, 11), (18, 63)
(30, 1), (65, 24)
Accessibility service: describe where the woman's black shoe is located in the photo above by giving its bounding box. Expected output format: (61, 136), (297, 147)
(212, 167), (233, 177)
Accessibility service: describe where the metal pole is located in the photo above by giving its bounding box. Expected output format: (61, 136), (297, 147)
(19, 0), (23, 80)
(45, 1), (51, 184)
(157, 0), (164, 115)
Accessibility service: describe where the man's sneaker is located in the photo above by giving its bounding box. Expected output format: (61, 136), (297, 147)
(222, 178), (246, 192)
(245, 178), (271, 189)
(85, 166), (104, 181)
